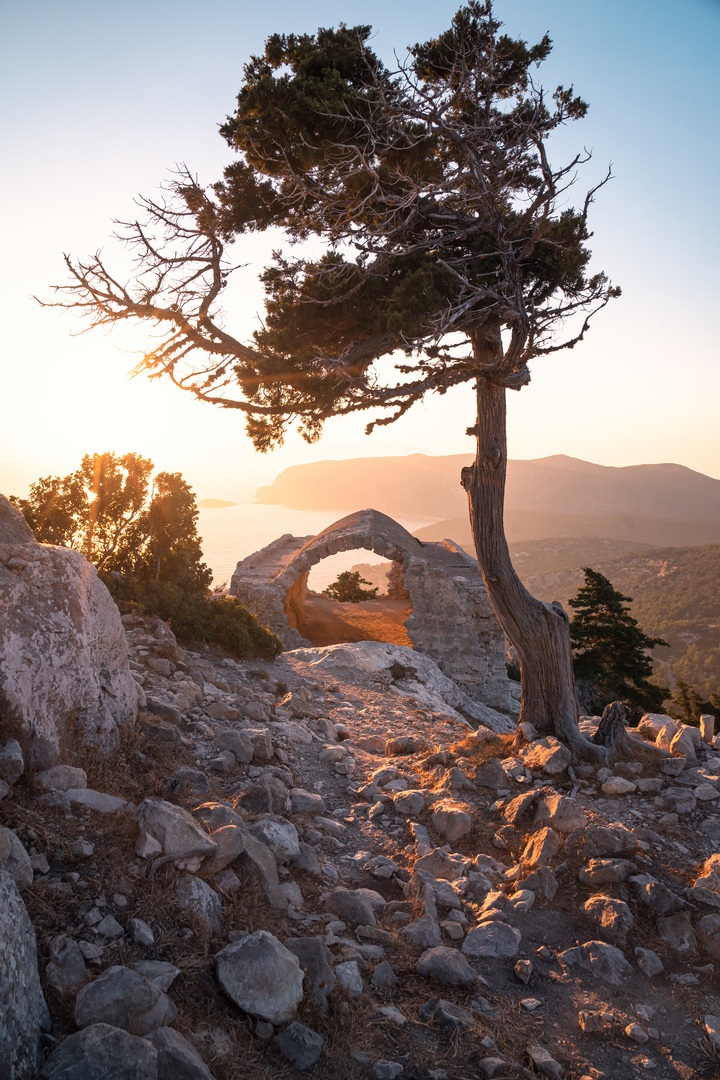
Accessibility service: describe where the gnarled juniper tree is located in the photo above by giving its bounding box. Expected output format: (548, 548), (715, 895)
(44, 3), (622, 757)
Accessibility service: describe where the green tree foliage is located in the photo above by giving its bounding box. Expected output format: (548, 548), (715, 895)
(671, 641), (720, 703)
(105, 577), (282, 660)
(569, 568), (668, 715)
(12, 454), (281, 660)
(619, 545), (720, 637)
(12, 452), (211, 588)
(50, 3), (617, 449)
(667, 677), (718, 723)
(325, 571), (378, 603)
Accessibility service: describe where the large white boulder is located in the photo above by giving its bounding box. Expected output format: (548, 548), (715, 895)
(0, 495), (138, 768)
(284, 642), (515, 733)
(215, 930), (304, 1025)
(0, 868), (51, 1078)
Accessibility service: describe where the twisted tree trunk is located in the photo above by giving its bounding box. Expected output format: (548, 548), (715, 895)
(462, 373), (606, 760)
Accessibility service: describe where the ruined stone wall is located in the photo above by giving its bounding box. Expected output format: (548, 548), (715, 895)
(230, 509), (512, 712)
(402, 541), (511, 711)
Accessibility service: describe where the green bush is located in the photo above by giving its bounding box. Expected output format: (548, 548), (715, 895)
(325, 571), (378, 603)
(103, 575), (282, 660)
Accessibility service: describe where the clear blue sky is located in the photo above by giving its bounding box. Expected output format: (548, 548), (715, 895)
(1, 0), (719, 498)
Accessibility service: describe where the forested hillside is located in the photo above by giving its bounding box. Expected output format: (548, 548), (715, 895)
(522, 544), (720, 699)
(353, 543), (720, 700)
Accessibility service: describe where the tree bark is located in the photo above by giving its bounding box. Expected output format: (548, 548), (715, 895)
(463, 370), (606, 761)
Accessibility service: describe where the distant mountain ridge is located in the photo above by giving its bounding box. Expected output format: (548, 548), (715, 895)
(256, 453), (720, 528)
(414, 511), (720, 549)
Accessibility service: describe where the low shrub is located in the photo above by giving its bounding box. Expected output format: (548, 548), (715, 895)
(103, 575), (282, 660)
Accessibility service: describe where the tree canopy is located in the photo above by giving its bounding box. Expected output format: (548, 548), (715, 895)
(12, 454), (282, 660)
(47, 2), (617, 452)
(569, 567), (668, 716)
(12, 452), (212, 592)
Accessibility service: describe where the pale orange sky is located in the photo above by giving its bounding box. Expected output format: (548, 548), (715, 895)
(2, 0), (719, 501)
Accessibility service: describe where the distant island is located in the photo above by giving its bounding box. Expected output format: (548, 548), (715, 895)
(197, 499), (238, 509)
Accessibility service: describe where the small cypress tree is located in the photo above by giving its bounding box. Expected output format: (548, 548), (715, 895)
(569, 568), (668, 716)
(325, 571), (378, 604)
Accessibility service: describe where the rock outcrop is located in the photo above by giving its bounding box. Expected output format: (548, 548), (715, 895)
(0, 867), (50, 1078)
(0, 494), (138, 767)
(3, 594), (720, 1080)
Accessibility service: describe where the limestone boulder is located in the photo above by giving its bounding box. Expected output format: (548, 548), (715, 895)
(276, 1022), (324, 1071)
(45, 936), (90, 998)
(656, 913), (696, 957)
(414, 846), (472, 881)
(212, 729), (254, 764)
(638, 713), (673, 740)
(580, 895), (634, 944)
(0, 739), (24, 785)
(522, 827), (561, 868)
(215, 931), (303, 1025)
(564, 824), (636, 860)
(474, 757), (510, 789)
(462, 921), (521, 959)
(134, 799), (216, 872)
(578, 859), (637, 886)
(247, 815), (300, 863)
(40, 1024), (158, 1080)
(285, 937), (336, 1011)
(418, 998), (479, 1030)
(175, 876), (223, 935)
(432, 802), (473, 843)
(400, 915), (443, 949)
(0, 494), (138, 768)
(629, 875), (683, 915)
(236, 775), (291, 816)
(198, 824), (246, 878)
(655, 720), (681, 751)
(558, 940), (632, 985)
(393, 789), (426, 816)
(0, 868), (50, 1079)
(34, 764), (87, 792)
(698, 915), (720, 959)
(334, 959), (363, 998)
(283, 641), (514, 732)
(324, 888), (376, 928)
(75, 965), (177, 1035)
(417, 946), (476, 985)
(234, 830), (289, 912)
(519, 737), (571, 776)
(533, 792), (588, 834)
(151, 1027), (217, 1080)
(634, 947), (664, 976)
(0, 827), (33, 891)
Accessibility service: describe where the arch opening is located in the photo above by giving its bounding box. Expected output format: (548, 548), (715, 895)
(284, 551), (412, 648)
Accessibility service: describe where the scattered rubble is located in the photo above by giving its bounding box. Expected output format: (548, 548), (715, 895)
(1, 589), (719, 1079)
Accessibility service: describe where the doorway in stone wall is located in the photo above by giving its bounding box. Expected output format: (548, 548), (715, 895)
(283, 550), (412, 647)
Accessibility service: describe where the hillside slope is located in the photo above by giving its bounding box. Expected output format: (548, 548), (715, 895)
(414, 510), (720, 549)
(522, 544), (720, 699)
(256, 453), (720, 528)
(356, 542), (720, 699)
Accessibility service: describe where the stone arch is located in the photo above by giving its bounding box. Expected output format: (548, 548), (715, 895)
(230, 508), (512, 711)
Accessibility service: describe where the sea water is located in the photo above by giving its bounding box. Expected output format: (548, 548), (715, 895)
(197, 502), (438, 589)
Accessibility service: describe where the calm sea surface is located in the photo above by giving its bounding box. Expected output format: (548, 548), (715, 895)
(197, 503), (438, 589)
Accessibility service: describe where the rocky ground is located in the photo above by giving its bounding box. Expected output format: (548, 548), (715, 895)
(2, 616), (720, 1080)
